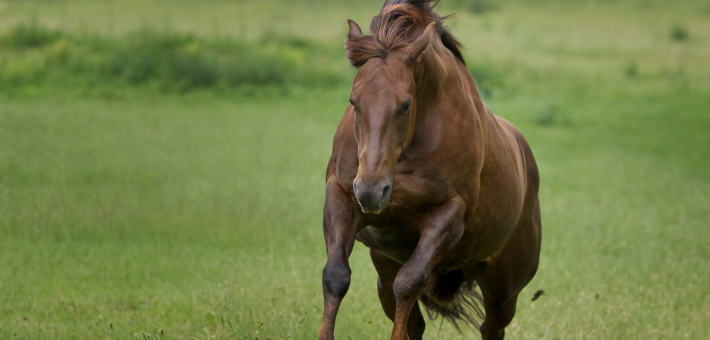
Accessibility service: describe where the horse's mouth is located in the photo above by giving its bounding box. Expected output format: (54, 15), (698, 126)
(359, 205), (384, 214)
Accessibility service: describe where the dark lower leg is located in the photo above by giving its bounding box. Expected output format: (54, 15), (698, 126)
(480, 294), (518, 340)
(318, 259), (351, 340)
(371, 249), (425, 340)
(407, 302), (426, 340)
(391, 266), (427, 340)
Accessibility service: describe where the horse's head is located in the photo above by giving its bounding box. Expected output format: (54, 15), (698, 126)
(345, 19), (435, 214)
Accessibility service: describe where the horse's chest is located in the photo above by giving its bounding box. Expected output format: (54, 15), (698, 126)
(389, 171), (455, 209)
(355, 220), (423, 265)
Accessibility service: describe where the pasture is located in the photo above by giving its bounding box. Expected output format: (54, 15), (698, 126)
(1, 0), (709, 339)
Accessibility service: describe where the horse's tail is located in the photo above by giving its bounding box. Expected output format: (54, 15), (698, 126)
(419, 269), (484, 331)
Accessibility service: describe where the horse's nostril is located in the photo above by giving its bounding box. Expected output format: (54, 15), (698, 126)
(353, 180), (391, 213)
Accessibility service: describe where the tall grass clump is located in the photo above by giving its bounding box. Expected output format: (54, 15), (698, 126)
(222, 41), (288, 88)
(0, 22), (351, 92)
(100, 30), (221, 89)
(3, 19), (62, 48)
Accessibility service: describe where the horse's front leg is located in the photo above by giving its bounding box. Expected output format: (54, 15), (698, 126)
(390, 197), (466, 340)
(318, 179), (361, 340)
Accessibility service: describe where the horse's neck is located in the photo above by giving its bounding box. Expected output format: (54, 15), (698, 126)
(414, 38), (493, 159)
(415, 41), (452, 102)
(415, 39), (485, 121)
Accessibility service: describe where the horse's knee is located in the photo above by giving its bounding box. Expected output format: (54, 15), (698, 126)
(322, 260), (351, 298)
(392, 273), (425, 303)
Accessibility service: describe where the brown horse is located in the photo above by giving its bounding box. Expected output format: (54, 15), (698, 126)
(319, 1), (541, 339)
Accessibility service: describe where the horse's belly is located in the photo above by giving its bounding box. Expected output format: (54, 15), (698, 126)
(455, 226), (513, 265)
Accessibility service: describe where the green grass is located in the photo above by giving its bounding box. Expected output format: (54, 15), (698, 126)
(1, 0), (709, 339)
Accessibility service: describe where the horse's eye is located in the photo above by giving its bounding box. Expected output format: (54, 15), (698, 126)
(349, 100), (358, 112)
(401, 102), (412, 114)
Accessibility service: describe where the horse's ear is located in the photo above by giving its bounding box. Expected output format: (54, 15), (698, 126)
(345, 19), (364, 67)
(405, 22), (436, 65)
(346, 19), (363, 41)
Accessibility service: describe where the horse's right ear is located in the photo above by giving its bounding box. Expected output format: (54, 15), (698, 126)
(345, 19), (365, 68)
(346, 19), (363, 41)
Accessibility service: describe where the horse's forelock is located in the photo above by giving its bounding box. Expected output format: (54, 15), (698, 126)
(345, 36), (382, 68)
(346, 0), (465, 68)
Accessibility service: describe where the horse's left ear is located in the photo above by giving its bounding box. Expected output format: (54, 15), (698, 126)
(405, 22), (436, 65)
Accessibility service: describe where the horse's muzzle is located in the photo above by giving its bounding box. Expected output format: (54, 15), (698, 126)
(353, 179), (392, 214)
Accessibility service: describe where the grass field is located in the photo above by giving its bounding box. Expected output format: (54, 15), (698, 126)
(1, 0), (709, 339)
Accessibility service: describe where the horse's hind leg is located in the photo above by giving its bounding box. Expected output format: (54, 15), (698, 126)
(479, 291), (519, 340)
(370, 248), (426, 340)
(476, 201), (541, 340)
(477, 253), (533, 340)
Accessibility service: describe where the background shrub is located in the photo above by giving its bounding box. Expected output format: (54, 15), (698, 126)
(0, 23), (350, 92)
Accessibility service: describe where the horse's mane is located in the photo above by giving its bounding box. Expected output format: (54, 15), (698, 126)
(346, 0), (465, 67)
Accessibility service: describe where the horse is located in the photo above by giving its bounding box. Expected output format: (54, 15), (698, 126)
(318, 1), (541, 339)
